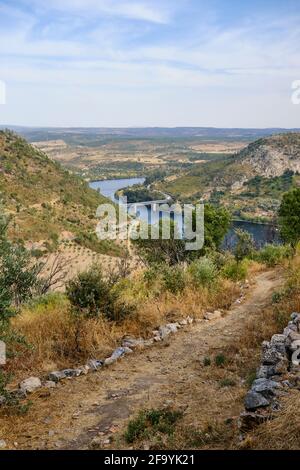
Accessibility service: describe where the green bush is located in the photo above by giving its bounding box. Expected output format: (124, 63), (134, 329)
(143, 264), (162, 286)
(66, 266), (114, 319)
(254, 244), (292, 267)
(215, 353), (226, 367)
(162, 266), (186, 294)
(234, 229), (255, 262)
(222, 259), (248, 281)
(66, 265), (135, 322)
(189, 257), (217, 287)
(209, 251), (234, 270)
(124, 408), (183, 443)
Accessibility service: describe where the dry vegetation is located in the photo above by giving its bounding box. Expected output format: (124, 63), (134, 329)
(7, 272), (239, 382)
(114, 254), (300, 451)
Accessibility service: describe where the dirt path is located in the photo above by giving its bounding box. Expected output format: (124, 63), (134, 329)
(1, 270), (283, 450)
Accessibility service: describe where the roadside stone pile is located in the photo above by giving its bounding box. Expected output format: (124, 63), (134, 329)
(240, 312), (300, 432)
(0, 316), (198, 404)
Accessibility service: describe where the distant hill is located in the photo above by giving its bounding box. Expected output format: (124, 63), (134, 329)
(158, 133), (300, 222)
(238, 133), (300, 178)
(0, 130), (120, 255)
(2, 126), (300, 145)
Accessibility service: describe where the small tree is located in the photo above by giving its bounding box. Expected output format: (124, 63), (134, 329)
(66, 265), (113, 319)
(202, 204), (231, 252)
(0, 214), (40, 339)
(278, 188), (300, 250)
(234, 229), (255, 262)
(135, 220), (186, 266)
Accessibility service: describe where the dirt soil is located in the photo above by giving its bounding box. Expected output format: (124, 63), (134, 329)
(0, 270), (283, 450)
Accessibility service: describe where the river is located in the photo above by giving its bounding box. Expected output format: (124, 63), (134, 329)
(90, 178), (279, 249)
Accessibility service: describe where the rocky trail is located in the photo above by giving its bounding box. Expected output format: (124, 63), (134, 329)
(1, 270), (284, 450)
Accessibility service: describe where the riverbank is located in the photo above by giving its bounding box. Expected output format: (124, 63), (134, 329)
(89, 177), (280, 249)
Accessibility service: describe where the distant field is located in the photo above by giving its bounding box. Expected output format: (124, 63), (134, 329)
(32, 136), (248, 181)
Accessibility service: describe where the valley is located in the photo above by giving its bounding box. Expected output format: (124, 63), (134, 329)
(0, 127), (299, 453)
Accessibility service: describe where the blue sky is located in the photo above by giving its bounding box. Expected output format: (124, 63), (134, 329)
(0, 0), (300, 127)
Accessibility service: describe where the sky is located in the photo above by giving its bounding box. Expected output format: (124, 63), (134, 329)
(0, 0), (300, 128)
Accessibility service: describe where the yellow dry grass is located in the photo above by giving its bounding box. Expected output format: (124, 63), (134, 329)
(7, 275), (239, 381)
(247, 391), (300, 450)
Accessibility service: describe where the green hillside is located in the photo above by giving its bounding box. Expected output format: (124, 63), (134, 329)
(0, 130), (121, 255)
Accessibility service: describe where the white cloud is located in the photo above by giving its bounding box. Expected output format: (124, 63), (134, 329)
(1, 2), (300, 126)
(23, 0), (171, 24)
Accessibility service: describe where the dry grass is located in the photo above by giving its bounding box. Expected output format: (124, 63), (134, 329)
(5, 274), (239, 382)
(247, 391), (300, 449)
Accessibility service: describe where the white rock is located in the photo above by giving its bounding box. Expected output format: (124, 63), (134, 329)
(0, 440), (7, 449)
(20, 377), (42, 394)
(78, 365), (90, 375)
(153, 336), (161, 342)
(122, 338), (145, 349)
(86, 360), (103, 371)
(204, 311), (222, 321)
(0, 396), (6, 406)
(159, 326), (172, 339)
(44, 381), (56, 389)
(165, 323), (179, 333)
(104, 357), (116, 366)
(179, 319), (188, 326)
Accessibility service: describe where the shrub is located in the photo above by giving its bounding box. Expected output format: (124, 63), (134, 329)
(143, 264), (162, 286)
(66, 265), (135, 323)
(222, 259), (248, 281)
(254, 244), (292, 267)
(66, 265), (113, 319)
(209, 251), (234, 270)
(124, 408), (182, 443)
(219, 378), (236, 387)
(215, 353), (226, 367)
(278, 188), (300, 249)
(162, 266), (186, 294)
(189, 257), (217, 287)
(234, 229), (255, 262)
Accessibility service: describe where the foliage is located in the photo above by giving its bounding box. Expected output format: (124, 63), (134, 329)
(0, 214), (40, 341)
(135, 204), (231, 266)
(201, 204), (231, 252)
(188, 257), (217, 287)
(215, 353), (227, 367)
(254, 244), (293, 267)
(121, 185), (162, 203)
(66, 265), (113, 319)
(66, 265), (135, 322)
(278, 188), (300, 249)
(162, 265), (186, 294)
(124, 408), (183, 443)
(234, 229), (255, 262)
(135, 220), (186, 266)
(222, 259), (248, 281)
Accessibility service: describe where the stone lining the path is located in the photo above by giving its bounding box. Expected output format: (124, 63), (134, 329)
(240, 312), (300, 433)
(0, 315), (203, 404)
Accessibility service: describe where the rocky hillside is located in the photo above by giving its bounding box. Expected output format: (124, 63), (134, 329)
(0, 130), (120, 255)
(239, 133), (300, 178)
(156, 133), (300, 221)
